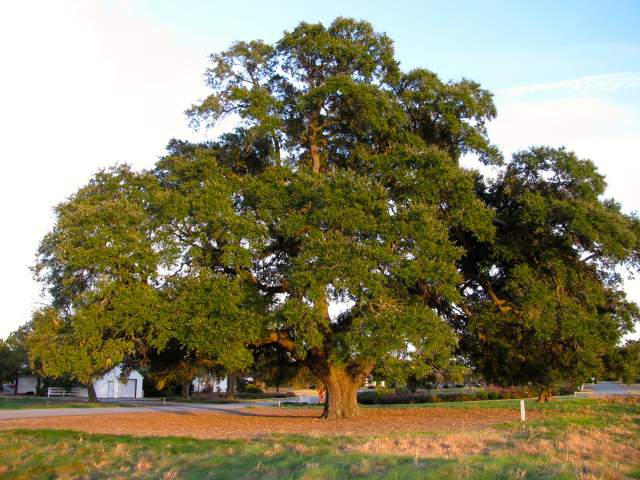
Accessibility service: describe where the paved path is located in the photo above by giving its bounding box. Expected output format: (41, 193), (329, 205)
(580, 381), (640, 396)
(0, 400), (276, 420)
(0, 396), (322, 421)
(588, 382), (627, 394)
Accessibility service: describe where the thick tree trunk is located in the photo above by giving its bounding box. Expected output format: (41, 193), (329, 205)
(537, 387), (553, 403)
(317, 366), (361, 419)
(307, 116), (323, 173)
(87, 382), (99, 403)
(225, 374), (237, 400)
(181, 381), (191, 400)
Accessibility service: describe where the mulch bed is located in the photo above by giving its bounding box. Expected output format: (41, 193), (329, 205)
(0, 406), (541, 439)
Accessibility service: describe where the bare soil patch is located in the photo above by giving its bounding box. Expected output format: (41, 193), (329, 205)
(0, 405), (539, 439)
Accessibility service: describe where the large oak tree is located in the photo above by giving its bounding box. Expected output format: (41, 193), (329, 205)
(29, 18), (640, 415)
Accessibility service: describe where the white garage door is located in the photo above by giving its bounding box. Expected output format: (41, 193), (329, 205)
(118, 379), (137, 398)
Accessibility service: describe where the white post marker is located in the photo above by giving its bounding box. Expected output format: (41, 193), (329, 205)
(520, 399), (526, 422)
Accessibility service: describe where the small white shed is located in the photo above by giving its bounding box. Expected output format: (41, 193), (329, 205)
(78, 366), (144, 399)
(16, 375), (38, 394)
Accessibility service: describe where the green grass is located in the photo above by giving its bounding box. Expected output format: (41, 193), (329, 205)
(0, 429), (571, 480)
(0, 397), (637, 479)
(0, 397), (130, 410)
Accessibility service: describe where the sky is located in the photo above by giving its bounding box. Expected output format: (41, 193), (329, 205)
(0, 1), (639, 339)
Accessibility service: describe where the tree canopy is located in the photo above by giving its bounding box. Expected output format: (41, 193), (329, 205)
(459, 147), (640, 399)
(27, 17), (640, 415)
(0, 325), (31, 385)
(604, 340), (640, 384)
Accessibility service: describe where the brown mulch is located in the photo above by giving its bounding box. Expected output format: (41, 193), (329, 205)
(0, 406), (541, 439)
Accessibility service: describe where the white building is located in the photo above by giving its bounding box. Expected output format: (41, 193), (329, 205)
(77, 366), (144, 399)
(192, 376), (227, 393)
(16, 375), (38, 394)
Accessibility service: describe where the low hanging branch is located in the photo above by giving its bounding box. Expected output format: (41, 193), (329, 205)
(481, 281), (520, 314)
(262, 330), (297, 353)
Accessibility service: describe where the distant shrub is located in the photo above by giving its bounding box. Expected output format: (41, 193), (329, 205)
(357, 391), (378, 404)
(374, 386), (394, 395)
(556, 385), (575, 396)
(357, 386), (540, 405)
(242, 384), (263, 394)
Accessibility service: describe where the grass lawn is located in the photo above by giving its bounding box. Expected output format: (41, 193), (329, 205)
(0, 397), (638, 479)
(0, 396), (129, 410)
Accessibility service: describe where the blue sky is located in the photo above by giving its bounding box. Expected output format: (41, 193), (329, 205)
(0, 1), (639, 338)
(129, 0), (640, 89)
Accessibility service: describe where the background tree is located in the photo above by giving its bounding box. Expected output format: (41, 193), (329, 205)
(249, 344), (306, 393)
(373, 353), (468, 392)
(29, 167), (164, 402)
(459, 148), (640, 400)
(0, 324), (34, 391)
(141, 340), (217, 399)
(604, 340), (640, 384)
(0, 339), (23, 386)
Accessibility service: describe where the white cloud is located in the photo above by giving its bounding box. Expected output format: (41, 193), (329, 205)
(497, 71), (640, 98)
